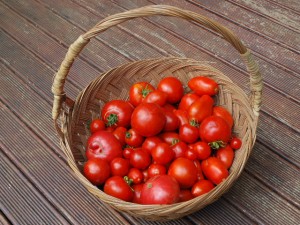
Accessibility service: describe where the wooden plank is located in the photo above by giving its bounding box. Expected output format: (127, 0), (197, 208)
(0, 210), (12, 225)
(0, 149), (69, 225)
(267, 0), (300, 12)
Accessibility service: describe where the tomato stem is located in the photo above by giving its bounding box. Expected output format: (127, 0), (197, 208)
(189, 119), (199, 127)
(209, 141), (226, 150)
(106, 114), (118, 127)
(141, 84), (153, 98)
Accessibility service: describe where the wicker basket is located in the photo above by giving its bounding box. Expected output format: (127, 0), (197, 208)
(51, 5), (262, 221)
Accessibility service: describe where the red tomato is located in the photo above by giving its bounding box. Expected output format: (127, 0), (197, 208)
(179, 123), (199, 144)
(90, 119), (105, 133)
(110, 157), (130, 177)
(112, 126), (127, 146)
(142, 136), (163, 154)
(104, 176), (134, 202)
(163, 103), (176, 112)
(141, 175), (180, 204)
(130, 149), (151, 170)
(125, 128), (144, 147)
(151, 143), (174, 165)
(201, 157), (229, 185)
(147, 164), (167, 178)
(129, 82), (155, 107)
(178, 189), (194, 202)
(188, 76), (219, 96)
(191, 180), (215, 197)
(86, 131), (123, 162)
(159, 132), (180, 145)
(122, 147), (133, 159)
(163, 108), (180, 132)
(185, 147), (198, 161)
(168, 158), (198, 188)
(144, 90), (168, 106)
(101, 100), (134, 128)
(127, 168), (144, 184)
(83, 158), (110, 185)
(193, 142), (211, 160)
(142, 169), (149, 183)
(216, 145), (234, 169)
(157, 77), (184, 104)
(213, 106), (234, 129)
(132, 184), (144, 204)
(171, 141), (188, 158)
(178, 93), (200, 111)
(193, 160), (205, 180)
(200, 116), (231, 144)
(230, 137), (242, 150)
(188, 95), (214, 123)
(131, 103), (166, 137)
(173, 109), (189, 126)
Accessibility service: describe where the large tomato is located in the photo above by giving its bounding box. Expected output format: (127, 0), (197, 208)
(157, 77), (184, 104)
(104, 176), (134, 202)
(86, 131), (123, 162)
(213, 106), (234, 129)
(131, 103), (166, 137)
(188, 95), (214, 123)
(101, 100), (134, 128)
(141, 175), (180, 204)
(83, 158), (110, 185)
(168, 158), (198, 188)
(129, 82), (155, 107)
(199, 116), (231, 144)
(188, 76), (219, 96)
(201, 157), (229, 185)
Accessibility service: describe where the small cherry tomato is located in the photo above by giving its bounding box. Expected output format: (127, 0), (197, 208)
(129, 82), (155, 107)
(188, 76), (219, 96)
(158, 77), (184, 104)
(127, 168), (144, 184)
(83, 158), (110, 186)
(188, 95), (214, 123)
(130, 149), (151, 170)
(144, 90), (168, 106)
(113, 126), (127, 146)
(142, 136), (163, 154)
(90, 119), (105, 133)
(147, 164), (167, 178)
(151, 143), (174, 165)
(179, 122), (199, 144)
(123, 147), (133, 159)
(185, 147), (198, 161)
(201, 157), (229, 185)
(193, 142), (211, 160)
(230, 137), (242, 150)
(125, 128), (144, 147)
(191, 180), (215, 197)
(213, 106), (234, 129)
(216, 145), (234, 169)
(178, 93), (200, 111)
(171, 141), (188, 158)
(178, 189), (194, 202)
(104, 176), (134, 202)
(110, 157), (130, 177)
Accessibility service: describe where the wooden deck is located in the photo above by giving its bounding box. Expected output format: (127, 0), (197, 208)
(1, 0), (299, 224)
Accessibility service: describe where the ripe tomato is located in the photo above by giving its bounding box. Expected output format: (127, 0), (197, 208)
(125, 128), (144, 147)
(141, 175), (180, 204)
(179, 123), (199, 144)
(216, 145), (234, 169)
(199, 116), (231, 144)
(178, 93), (200, 111)
(130, 148), (151, 170)
(131, 103), (166, 137)
(171, 141), (188, 158)
(173, 109), (189, 126)
(129, 82), (155, 107)
(163, 108), (180, 132)
(147, 164), (167, 178)
(185, 147), (198, 161)
(159, 132), (180, 145)
(112, 126), (127, 146)
(127, 168), (144, 184)
(193, 160), (205, 180)
(188, 95), (214, 123)
(168, 158), (198, 188)
(144, 90), (168, 106)
(132, 184), (144, 204)
(110, 157), (130, 177)
(230, 137), (242, 150)
(86, 131), (123, 162)
(142, 136), (163, 154)
(188, 76), (219, 96)
(142, 169), (149, 183)
(213, 106), (234, 129)
(193, 142), (211, 160)
(201, 157), (229, 185)
(90, 119), (105, 133)
(151, 143), (174, 165)
(122, 147), (133, 159)
(178, 189), (194, 202)
(157, 77), (184, 104)
(191, 180), (214, 197)
(104, 176), (134, 202)
(83, 158), (110, 185)
(101, 100), (134, 128)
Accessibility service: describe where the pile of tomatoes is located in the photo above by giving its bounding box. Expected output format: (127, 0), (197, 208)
(84, 76), (242, 204)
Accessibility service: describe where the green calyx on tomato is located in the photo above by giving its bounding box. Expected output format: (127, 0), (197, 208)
(125, 132), (132, 139)
(189, 119), (199, 128)
(106, 114), (118, 127)
(141, 84), (153, 98)
(171, 138), (180, 146)
(123, 176), (134, 191)
(209, 141), (226, 150)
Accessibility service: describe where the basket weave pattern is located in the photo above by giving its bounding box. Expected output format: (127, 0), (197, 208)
(52, 5), (262, 221)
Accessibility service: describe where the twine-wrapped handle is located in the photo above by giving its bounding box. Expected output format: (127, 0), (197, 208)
(52, 5), (262, 124)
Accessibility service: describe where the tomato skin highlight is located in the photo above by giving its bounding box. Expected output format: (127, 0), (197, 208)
(158, 77), (184, 104)
(201, 157), (229, 185)
(83, 158), (110, 185)
(188, 76), (219, 96)
(230, 137), (242, 150)
(90, 119), (105, 133)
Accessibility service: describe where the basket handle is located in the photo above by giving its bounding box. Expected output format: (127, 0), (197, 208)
(52, 5), (262, 123)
